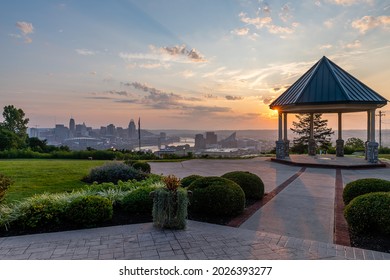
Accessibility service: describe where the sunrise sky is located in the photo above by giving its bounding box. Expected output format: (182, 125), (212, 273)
(0, 0), (389, 130)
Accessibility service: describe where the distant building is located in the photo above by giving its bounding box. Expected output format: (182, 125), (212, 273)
(205, 132), (217, 146)
(106, 124), (116, 136)
(195, 134), (206, 150)
(128, 119), (137, 139)
(220, 132), (238, 148)
(69, 117), (75, 137)
(100, 126), (107, 136)
(55, 124), (69, 142)
(76, 123), (88, 137)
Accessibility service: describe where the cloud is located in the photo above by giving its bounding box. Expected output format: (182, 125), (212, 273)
(279, 4), (292, 23)
(327, 0), (372, 6)
(106, 90), (128, 96)
(181, 70), (195, 78)
(344, 40), (361, 49)
(351, 15), (390, 34)
(76, 49), (98, 56)
(158, 45), (207, 63)
(262, 97), (275, 105)
(324, 18), (335, 28)
(320, 44), (333, 50)
(119, 44), (207, 67)
(16, 21), (34, 35)
(231, 27), (250, 36)
(225, 95), (244, 100)
(14, 21), (34, 43)
(236, 9), (298, 38)
(239, 12), (272, 29)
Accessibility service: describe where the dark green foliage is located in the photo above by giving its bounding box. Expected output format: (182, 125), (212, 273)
(121, 185), (159, 214)
(83, 162), (146, 184)
(152, 187), (189, 229)
(343, 178), (390, 205)
(291, 113), (334, 153)
(221, 171), (264, 200)
(66, 196), (113, 228)
(344, 192), (390, 235)
(132, 161), (151, 173)
(13, 197), (67, 230)
(0, 174), (13, 201)
(180, 175), (202, 188)
(188, 176), (245, 218)
(345, 137), (365, 151)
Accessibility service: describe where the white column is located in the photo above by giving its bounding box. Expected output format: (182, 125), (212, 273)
(283, 113), (288, 141)
(370, 109), (376, 142)
(338, 112), (342, 140)
(367, 111), (370, 142)
(278, 112), (283, 141)
(310, 113), (314, 140)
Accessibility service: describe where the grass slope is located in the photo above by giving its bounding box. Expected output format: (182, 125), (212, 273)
(0, 159), (108, 203)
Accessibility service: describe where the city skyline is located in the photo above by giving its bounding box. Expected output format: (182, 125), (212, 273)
(1, 0), (389, 130)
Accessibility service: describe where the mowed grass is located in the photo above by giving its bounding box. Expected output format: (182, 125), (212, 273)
(0, 159), (109, 203)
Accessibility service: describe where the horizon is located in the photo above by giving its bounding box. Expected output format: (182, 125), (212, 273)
(1, 0), (389, 131)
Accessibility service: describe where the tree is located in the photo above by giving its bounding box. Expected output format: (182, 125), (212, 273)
(1, 105), (29, 138)
(0, 105), (29, 150)
(345, 137), (365, 150)
(291, 113), (334, 153)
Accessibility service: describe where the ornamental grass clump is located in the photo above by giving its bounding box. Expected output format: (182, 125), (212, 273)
(152, 175), (189, 230)
(0, 174), (13, 201)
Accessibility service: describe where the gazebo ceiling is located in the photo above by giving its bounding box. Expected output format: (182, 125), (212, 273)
(269, 56), (388, 113)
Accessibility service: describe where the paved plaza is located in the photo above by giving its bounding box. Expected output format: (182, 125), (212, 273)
(0, 157), (389, 260)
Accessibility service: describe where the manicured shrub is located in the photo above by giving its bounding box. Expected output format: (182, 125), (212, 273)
(83, 162), (146, 184)
(180, 175), (202, 188)
(344, 192), (390, 235)
(66, 195), (113, 228)
(10, 194), (68, 230)
(221, 171), (264, 200)
(120, 184), (161, 215)
(0, 174), (13, 201)
(188, 176), (245, 218)
(132, 161), (151, 174)
(343, 178), (390, 205)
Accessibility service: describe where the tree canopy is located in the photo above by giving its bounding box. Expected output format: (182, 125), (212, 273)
(291, 113), (334, 153)
(0, 105), (29, 150)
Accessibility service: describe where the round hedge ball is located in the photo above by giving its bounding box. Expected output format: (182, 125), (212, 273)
(187, 176), (245, 218)
(343, 178), (390, 205)
(222, 171), (264, 200)
(180, 174), (203, 188)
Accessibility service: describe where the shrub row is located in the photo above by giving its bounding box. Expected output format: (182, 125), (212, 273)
(0, 179), (164, 235)
(343, 178), (390, 205)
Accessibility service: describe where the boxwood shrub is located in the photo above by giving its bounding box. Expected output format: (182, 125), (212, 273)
(344, 192), (390, 235)
(180, 174), (202, 188)
(132, 161), (151, 174)
(221, 171), (264, 200)
(66, 195), (113, 228)
(83, 162), (146, 184)
(343, 178), (390, 205)
(187, 176), (245, 218)
(120, 185), (161, 215)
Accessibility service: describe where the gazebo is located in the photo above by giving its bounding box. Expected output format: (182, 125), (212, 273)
(269, 56), (388, 163)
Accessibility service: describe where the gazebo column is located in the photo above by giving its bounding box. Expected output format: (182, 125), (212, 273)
(365, 111), (370, 160)
(336, 112), (344, 157)
(276, 112), (285, 159)
(308, 113), (316, 156)
(283, 113), (289, 157)
(367, 109), (379, 163)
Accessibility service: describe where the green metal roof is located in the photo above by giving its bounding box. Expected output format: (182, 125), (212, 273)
(269, 56), (388, 110)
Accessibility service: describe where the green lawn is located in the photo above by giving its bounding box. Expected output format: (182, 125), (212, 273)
(379, 154), (390, 160)
(0, 159), (108, 203)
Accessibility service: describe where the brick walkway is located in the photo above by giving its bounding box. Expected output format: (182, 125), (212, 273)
(1, 221), (389, 260)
